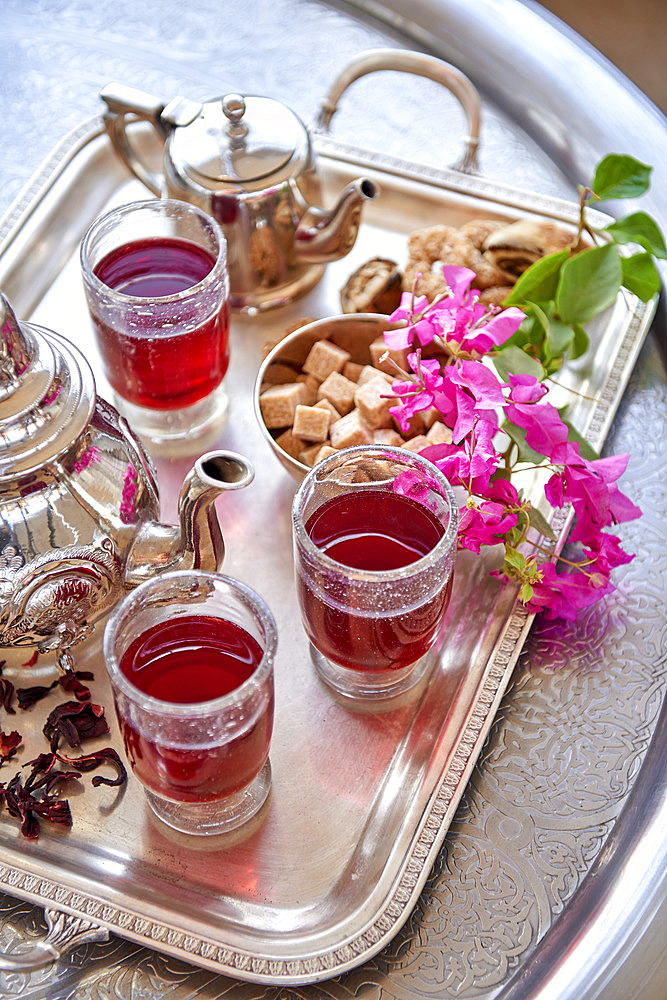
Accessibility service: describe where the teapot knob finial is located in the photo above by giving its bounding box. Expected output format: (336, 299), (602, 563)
(222, 94), (248, 140)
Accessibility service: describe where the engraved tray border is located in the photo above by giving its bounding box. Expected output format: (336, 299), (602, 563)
(0, 118), (656, 985)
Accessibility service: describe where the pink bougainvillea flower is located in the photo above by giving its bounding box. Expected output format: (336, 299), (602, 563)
(524, 559), (615, 621)
(443, 359), (505, 443)
(506, 396), (569, 458)
(463, 307), (526, 356)
(377, 263), (641, 623)
(388, 353), (446, 433)
(423, 418), (502, 495)
(546, 451), (641, 537)
(441, 265), (477, 306)
(458, 500), (519, 554)
(385, 291), (437, 350)
(506, 371), (548, 404)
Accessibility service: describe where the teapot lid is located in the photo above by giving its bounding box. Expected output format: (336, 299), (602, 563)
(0, 295), (95, 482)
(168, 93), (312, 190)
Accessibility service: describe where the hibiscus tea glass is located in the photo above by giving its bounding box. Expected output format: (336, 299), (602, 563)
(80, 198), (230, 455)
(103, 570), (276, 836)
(292, 445), (458, 701)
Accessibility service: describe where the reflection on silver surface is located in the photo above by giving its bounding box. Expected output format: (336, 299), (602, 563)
(0, 0), (665, 997)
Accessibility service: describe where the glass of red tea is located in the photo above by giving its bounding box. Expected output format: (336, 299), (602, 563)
(80, 198), (230, 455)
(103, 570), (276, 835)
(292, 445), (458, 702)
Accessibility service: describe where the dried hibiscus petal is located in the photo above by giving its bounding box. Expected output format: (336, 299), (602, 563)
(57, 669), (94, 702)
(0, 678), (15, 714)
(55, 748), (127, 788)
(4, 760), (77, 840)
(0, 730), (22, 764)
(16, 681), (58, 709)
(43, 701), (109, 752)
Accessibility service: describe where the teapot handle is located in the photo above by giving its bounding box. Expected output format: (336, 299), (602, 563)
(314, 49), (481, 173)
(100, 83), (202, 196)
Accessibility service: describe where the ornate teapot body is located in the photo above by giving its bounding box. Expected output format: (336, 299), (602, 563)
(0, 295), (253, 668)
(100, 84), (377, 313)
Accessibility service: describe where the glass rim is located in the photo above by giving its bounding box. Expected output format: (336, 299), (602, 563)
(103, 570), (277, 717)
(292, 444), (459, 583)
(80, 197), (228, 305)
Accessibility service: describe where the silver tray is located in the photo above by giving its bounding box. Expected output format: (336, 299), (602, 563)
(0, 118), (656, 986)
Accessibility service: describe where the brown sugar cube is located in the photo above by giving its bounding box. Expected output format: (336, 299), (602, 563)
(330, 409), (373, 449)
(421, 406), (443, 430)
(262, 361), (300, 386)
(357, 364), (392, 388)
(354, 377), (396, 430)
(303, 339), (351, 382)
(343, 360), (364, 382)
(314, 444), (337, 464)
(274, 428), (307, 461)
(369, 336), (409, 375)
(314, 398), (341, 425)
(426, 421), (453, 445)
(317, 371), (357, 415)
(394, 409), (426, 439)
(299, 442), (328, 467)
(296, 372), (319, 404)
(293, 404), (331, 443)
(401, 434), (430, 453)
(373, 428), (404, 447)
(259, 382), (307, 429)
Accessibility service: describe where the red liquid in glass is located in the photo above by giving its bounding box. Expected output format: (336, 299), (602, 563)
(92, 236), (229, 410)
(298, 489), (452, 672)
(118, 615), (272, 803)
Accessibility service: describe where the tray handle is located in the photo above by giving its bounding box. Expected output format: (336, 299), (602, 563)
(0, 907), (109, 972)
(314, 48), (481, 173)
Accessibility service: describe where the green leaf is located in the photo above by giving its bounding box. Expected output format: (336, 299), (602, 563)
(544, 316), (574, 361)
(620, 252), (662, 301)
(527, 301), (550, 337)
(520, 582), (534, 604)
(592, 154), (652, 200)
(555, 243), (622, 324)
(503, 249), (570, 306)
(527, 504), (557, 542)
(503, 548), (525, 571)
(605, 211), (667, 259)
(569, 323), (590, 360)
(502, 420), (546, 464)
(493, 345), (544, 382)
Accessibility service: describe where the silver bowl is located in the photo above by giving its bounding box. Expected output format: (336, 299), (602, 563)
(253, 313), (405, 481)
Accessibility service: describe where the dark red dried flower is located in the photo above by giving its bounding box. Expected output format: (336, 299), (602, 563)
(15, 681), (57, 710)
(43, 702), (109, 752)
(0, 730), (22, 764)
(0, 678), (15, 714)
(3, 756), (78, 839)
(55, 748), (127, 788)
(57, 670), (94, 702)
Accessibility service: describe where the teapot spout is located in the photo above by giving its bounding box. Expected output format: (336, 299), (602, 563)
(294, 178), (378, 264)
(124, 451), (254, 587)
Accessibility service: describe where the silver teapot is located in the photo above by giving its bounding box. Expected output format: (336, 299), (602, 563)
(0, 294), (254, 670)
(100, 82), (378, 314)
(99, 49), (481, 314)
